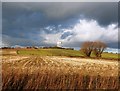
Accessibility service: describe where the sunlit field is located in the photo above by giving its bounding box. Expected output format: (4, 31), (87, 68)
(1, 49), (119, 90)
(3, 48), (118, 59)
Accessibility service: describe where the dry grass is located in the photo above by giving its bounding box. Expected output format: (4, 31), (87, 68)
(2, 55), (119, 90)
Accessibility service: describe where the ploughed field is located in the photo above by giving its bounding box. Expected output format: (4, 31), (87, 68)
(2, 54), (119, 90)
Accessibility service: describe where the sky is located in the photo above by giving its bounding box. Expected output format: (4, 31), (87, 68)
(1, 2), (119, 52)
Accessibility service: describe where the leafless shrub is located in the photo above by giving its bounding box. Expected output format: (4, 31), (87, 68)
(81, 41), (94, 57)
(81, 41), (107, 57)
(93, 41), (107, 57)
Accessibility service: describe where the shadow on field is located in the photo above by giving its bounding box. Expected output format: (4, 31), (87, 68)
(2, 69), (118, 90)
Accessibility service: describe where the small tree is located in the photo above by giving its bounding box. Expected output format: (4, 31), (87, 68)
(81, 41), (94, 57)
(93, 41), (107, 57)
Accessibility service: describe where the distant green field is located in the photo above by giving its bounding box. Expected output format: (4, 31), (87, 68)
(17, 49), (84, 57)
(102, 52), (119, 59)
(16, 48), (119, 59)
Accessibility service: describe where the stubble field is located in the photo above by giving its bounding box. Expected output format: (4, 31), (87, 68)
(2, 51), (119, 90)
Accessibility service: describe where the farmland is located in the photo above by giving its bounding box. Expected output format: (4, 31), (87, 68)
(8, 48), (119, 59)
(1, 49), (119, 90)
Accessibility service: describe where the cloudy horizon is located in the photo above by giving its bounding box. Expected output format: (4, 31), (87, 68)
(1, 2), (119, 53)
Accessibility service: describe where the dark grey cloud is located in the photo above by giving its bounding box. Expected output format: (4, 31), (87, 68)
(118, 2), (120, 27)
(2, 2), (119, 50)
(61, 32), (73, 39)
(3, 2), (118, 24)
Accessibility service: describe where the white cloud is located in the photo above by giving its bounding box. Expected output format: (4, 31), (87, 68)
(40, 31), (62, 45)
(61, 19), (118, 46)
(40, 19), (118, 48)
(105, 47), (119, 53)
(2, 19), (118, 51)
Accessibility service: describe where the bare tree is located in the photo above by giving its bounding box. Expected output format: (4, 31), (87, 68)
(81, 41), (107, 57)
(81, 41), (94, 57)
(93, 41), (107, 57)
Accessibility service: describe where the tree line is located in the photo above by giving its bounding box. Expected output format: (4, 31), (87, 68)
(81, 41), (107, 57)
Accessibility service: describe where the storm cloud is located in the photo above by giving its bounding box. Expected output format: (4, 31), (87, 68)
(2, 2), (119, 50)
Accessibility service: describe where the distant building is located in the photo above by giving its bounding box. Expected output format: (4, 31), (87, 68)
(57, 41), (62, 47)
